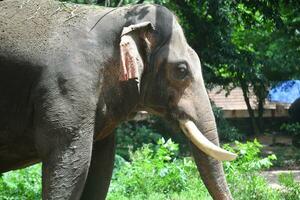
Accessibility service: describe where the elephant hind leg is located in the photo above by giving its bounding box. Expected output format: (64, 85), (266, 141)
(37, 129), (94, 200)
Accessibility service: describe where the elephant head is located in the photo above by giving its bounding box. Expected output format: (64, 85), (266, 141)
(114, 5), (237, 200)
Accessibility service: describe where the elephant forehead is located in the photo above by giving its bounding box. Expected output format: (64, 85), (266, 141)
(170, 20), (188, 45)
(158, 27), (189, 60)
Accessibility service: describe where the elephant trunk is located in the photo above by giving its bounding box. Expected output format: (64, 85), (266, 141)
(185, 117), (233, 199)
(178, 84), (234, 199)
(190, 127), (233, 200)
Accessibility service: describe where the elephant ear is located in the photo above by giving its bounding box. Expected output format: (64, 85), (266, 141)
(119, 22), (154, 85)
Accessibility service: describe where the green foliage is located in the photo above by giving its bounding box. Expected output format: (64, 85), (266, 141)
(0, 164), (41, 200)
(280, 122), (300, 136)
(109, 139), (284, 200)
(114, 115), (195, 159)
(278, 173), (300, 200)
(229, 173), (282, 200)
(115, 120), (163, 159)
(109, 138), (205, 199)
(280, 122), (300, 147)
(223, 139), (277, 173)
(223, 140), (281, 200)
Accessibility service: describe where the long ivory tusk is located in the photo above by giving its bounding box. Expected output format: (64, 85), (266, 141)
(179, 120), (237, 161)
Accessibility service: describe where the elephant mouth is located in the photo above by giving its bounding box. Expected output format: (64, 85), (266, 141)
(166, 110), (237, 161)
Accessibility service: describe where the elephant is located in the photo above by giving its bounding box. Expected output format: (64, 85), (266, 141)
(289, 97), (300, 122)
(288, 98), (300, 147)
(0, 0), (236, 199)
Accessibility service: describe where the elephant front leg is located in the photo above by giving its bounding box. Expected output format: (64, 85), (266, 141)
(37, 128), (94, 200)
(80, 134), (116, 200)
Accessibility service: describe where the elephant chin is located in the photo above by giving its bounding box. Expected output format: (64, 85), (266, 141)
(179, 119), (237, 161)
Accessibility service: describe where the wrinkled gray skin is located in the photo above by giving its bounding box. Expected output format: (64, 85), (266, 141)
(0, 1), (232, 199)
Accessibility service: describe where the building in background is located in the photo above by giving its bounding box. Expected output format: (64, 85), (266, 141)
(208, 86), (290, 119)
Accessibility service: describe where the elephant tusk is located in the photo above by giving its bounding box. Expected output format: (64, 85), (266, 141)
(179, 120), (237, 161)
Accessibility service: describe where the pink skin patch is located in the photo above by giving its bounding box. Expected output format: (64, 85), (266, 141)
(118, 21), (153, 82)
(119, 35), (140, 81)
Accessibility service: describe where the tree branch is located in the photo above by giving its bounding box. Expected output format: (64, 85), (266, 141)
(117, 0), (123, 7)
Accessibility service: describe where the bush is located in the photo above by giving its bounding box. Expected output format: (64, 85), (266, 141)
(0, 164), (41, 200)
(115, 120), (162, 159)
(108, 138), (210, 199)
(222, 140), (281, 200)
(280, 122), (300, 137)
(108, 139), (283, 200)
(114, 116), (192, 159)
(223, 139), (277, 173)
(278, 173), (300, 200)
(280, 122), (300, 147)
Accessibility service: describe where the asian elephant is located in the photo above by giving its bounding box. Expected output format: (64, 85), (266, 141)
(0, 0), (236, 199)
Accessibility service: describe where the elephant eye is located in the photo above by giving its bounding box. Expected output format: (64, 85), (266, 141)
(173, 63), (189, 80)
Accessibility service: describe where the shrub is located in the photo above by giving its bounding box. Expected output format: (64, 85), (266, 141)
(278, 173), (300, 200)
(228, 173), (281, 200)
(115, 121), (162, 159)
(114, 116), (191, 158)
(109, 138), (209, 199)
(109, 138), (283, 200)
(0, 164), (41, 200)
(223, 139), (277, 173)
(222, 139), (281, 200)
(280, 122), (300, 137)
(280, 122), (300, 147)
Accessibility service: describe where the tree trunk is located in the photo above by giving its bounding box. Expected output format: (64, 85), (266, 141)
(257, 96), (264, 132)
(240, 81), (260, 135)
(254, 83), (267, 133)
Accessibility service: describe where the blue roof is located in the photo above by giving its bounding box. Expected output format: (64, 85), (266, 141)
(268, 80), (300, 104)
